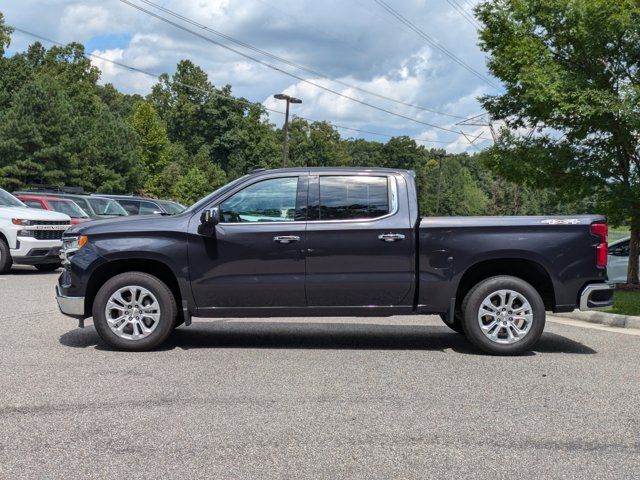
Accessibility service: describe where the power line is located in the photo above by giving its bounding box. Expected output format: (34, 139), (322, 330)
(371, 0), (499, 89)
(445, 0), (481, 29)
(11, 26), (473, 149)
(138, 1), (468, 120)
(135, 0), (468, 120)
(120, 0), (489, 140)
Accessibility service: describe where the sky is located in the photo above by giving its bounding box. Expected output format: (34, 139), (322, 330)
(1, 0), (500, 152)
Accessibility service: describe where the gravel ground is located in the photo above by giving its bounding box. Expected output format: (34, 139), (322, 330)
(1, 266), (639, 479)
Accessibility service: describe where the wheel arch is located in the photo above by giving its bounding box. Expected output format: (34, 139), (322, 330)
(85, 259), (182, 317)
(455, 258), (556, 311)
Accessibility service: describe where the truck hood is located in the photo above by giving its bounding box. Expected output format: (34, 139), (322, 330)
(66, 212), (188, 236)
(0, 206), (71, 222)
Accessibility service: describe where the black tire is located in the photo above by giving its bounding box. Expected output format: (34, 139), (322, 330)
(439, 313), (465, 334)
(35, 263), (62, 272)
(92, 271), (177, 351)
(0, 239), (12, 274)
(461, 275), (545, 355)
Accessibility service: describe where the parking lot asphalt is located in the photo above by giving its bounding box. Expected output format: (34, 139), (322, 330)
(1, 266), (639, 479)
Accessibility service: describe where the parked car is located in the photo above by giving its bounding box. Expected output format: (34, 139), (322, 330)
(0, 188), (71, 273)
(15, 194), (92, 225)
(92, 194), (186, 216)
(55, 167), (613, 355)
(607, 236), (635, 284)
(14, 191), (129, 220)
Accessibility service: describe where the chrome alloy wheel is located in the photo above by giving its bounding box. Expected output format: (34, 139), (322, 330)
(477, 289), (533, 345)
(104, 285), (161, 340)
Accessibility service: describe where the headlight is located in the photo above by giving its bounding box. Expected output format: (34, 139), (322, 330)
(17, 230), (34, 237)
(12, 219), (32, 226)
(62, 235), (88, 251)
(60, 235), (88, 265)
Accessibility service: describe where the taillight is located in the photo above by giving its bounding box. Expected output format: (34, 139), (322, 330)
(591, 222), (608, 268)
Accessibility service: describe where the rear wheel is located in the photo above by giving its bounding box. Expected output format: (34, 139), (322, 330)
(461, 276), (545, 355)
(0, 239), (12, 274)
(92, 271), (177, 351)
(35, 263), (62, 272)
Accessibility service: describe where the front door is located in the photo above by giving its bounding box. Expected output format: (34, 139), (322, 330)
(188, 175), (307, 311)
(305, 174), (414, 307)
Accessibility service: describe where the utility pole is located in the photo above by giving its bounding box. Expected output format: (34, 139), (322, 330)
(273, 93), (302, 167)
(435, 153), (445, 215)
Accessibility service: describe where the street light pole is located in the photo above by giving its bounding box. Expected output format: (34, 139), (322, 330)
(273, 93), (302, 168)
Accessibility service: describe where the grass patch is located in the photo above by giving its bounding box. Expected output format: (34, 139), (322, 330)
(609, 226), (630, 242)
(604, 289), (640, 316)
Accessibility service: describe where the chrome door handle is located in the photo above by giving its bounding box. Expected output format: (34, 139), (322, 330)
(273, 235), (300, 244)
(378, 233), (405, 242)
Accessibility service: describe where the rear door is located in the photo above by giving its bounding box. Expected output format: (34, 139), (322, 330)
(305, 173), (414, 307)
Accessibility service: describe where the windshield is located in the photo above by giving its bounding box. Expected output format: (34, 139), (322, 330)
(184, 175), (250, 213)
(0, 189), (26, 208)
(49, 199), (90, 218)
(87, 197), (129, 216)
(159, 200), (186, 215)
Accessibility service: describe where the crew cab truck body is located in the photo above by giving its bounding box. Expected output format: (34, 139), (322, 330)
(0, 189), (71, 273)
(55, 168), (613, 354)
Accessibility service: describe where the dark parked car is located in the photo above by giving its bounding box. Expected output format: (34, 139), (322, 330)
(92, 194), (186, 216)
(14, 191), (129, 220)
(55, 167), (613, 354)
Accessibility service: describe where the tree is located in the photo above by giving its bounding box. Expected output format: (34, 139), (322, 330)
(0, 12), (12, 57)
(0, 79), (75, 189)
(172, 166), (211, 205)
(130, 101), (170, 176)
(476, 0), (640, 284)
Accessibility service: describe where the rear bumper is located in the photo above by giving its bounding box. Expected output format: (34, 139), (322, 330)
(55, 284), (85, 318)
(579, 283), (614, 311)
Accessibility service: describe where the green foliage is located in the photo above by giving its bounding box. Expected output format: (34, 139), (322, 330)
(0, 20), (592, 216)
(476, 0), (640, 282)
(0, 13), (12, 57)
(171, 166), (211, 205)
(130, 101), (170, 176)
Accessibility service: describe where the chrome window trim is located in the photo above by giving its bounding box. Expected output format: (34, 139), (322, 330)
(309, 175), (398, 224)
(206, 172), (399, 226)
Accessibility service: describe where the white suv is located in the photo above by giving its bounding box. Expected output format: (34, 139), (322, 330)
(0, 188), (71, 273)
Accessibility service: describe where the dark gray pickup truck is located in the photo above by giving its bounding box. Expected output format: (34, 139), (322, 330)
(56, 167), (613, 354)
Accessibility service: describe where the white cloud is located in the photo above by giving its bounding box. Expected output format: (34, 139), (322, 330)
(3, 0), (500, 151)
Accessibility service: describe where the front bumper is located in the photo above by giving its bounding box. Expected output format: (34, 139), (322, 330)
(11, 238), (63, 265)
(55, 284), (85, 318)
(579, 283), (614, 310)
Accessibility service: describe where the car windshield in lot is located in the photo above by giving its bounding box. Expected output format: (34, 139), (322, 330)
(158, 200), (186, 215)
(87, 197), (129, 216)
(48, 199), (90, 219)
(0, 189), (26, 208)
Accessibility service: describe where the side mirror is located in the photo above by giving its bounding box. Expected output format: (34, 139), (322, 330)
(200, 207), (220, 226)
(198, 207), (219, 236)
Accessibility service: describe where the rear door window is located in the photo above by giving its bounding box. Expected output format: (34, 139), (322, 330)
(117, 200), (140, 215)
(138, 201), (160, 215)
(317, 176), (390, 221)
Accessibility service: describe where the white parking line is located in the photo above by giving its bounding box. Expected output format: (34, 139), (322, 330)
(548, 316), (640, 336)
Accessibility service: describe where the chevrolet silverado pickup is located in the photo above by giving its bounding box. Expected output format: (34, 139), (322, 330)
(0, 188), (71, 273)
(55, 167), (613, 355)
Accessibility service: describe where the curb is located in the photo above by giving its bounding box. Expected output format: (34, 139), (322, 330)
(554, 310), (640, 330)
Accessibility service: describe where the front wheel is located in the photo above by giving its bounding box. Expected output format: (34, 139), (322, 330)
(461, 276), (545, 355)
(0, 239), (12, 274)
(92, 271), (177, 351)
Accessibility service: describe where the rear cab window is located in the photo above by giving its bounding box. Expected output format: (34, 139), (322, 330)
(310, 175), (393, 221)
